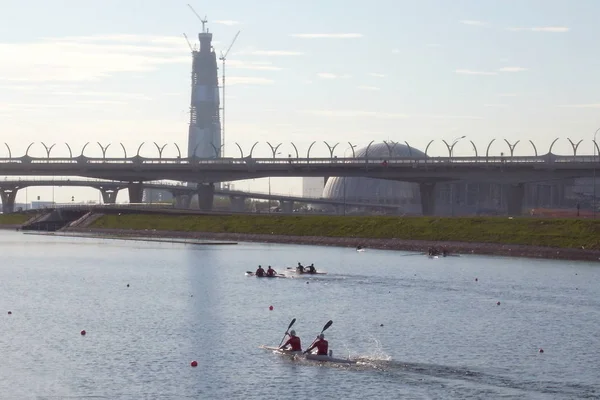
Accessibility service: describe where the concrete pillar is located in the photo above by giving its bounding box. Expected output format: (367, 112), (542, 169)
(419, 182), (436, 216)
(127, 182), (144, 204)
(335, 205), (344, 214)
(98, 188), (119, 204)
(279, 200), (294, 214)
(174, 194), (192, 209)
(230, 196), (246, 212)
(505, 183), (525, 216)
(0, 187), (18, 213)
(197, 183), (215, 211)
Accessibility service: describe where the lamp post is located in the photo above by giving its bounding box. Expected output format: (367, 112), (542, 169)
(594, 128), (600, 218)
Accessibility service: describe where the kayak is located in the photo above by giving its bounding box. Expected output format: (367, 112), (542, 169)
(260, 345), (356, 364)
(285, 267), (327, 275)
(245, 271), (286, 278)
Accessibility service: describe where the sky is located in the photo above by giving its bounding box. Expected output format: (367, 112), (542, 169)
(1, 0), (600, 203)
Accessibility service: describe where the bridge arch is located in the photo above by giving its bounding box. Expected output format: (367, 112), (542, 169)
(3, 143), (12, 159)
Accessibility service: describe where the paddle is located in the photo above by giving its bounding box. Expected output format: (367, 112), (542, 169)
(304, 320), (333, 354)
(278, 318), (297, 347)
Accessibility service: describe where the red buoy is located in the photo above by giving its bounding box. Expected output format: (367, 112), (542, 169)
(475, 278), (478, 282)
(269, 305), (274, 311)
(80, 330), (86, 336)
(539, 348), (544, 353)
(191, 360), (198, 367)
(7, 311), (12, 315)
(496, 301), (501, 306)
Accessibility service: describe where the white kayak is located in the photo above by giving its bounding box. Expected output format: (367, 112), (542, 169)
(260, 345), (356, 364)
(285, 267), (327, 275)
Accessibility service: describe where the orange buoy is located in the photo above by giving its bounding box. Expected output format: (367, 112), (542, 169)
(80, 330), (86, 336)
(269, 305), (274, 311)
(191, 360), (198, 367)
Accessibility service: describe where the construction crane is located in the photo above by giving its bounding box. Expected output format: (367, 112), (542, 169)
(187, 4), (208, 32)
(182, 33), (196, 52)
(219, 30), (240, 158)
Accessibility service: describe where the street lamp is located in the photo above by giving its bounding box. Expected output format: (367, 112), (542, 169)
(594, 128), (600, 218)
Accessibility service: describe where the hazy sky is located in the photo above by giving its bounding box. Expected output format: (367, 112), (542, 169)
(1, 0), (599, 202)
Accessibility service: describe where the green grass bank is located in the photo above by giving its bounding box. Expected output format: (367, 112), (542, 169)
(0, 213), (32, 226)
(90, 213), (600, 251)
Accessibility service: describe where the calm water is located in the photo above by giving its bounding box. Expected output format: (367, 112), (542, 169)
(1, 230), (599, 400)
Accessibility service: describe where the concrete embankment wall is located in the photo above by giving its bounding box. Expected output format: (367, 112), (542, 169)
(64, 226), (600, 262)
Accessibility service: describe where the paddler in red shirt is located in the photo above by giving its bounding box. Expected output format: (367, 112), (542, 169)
(305, 333), (328, 355)
(280, 330), (302, 352)
(266, 266), (276, 277)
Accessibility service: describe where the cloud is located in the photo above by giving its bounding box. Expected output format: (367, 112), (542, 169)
(213, 20), (240, 26)
(239, 50), (304, 56)
(455, 69), (497, 76)
(391, 48), (400, 54)
(301, 110), (482, 120)
(317, 73), (351, 79)
(290, 33), (363, 39)
(426, 43), (441, 48)
(368, 73), (385, 78)
(227, 77), (274, 85)
(460, 20), (488, 27)
(507, 26), (569, 32)
(0, 34), (190, 83)
(227, 60), (283, 71)
(357, 86), (380, 91)
(556, 104), (600, 108)
(498, 67), (528, 72)
(498, 93), (520, 97)
(484, 104), (509, 108)
(52, 91), (153, 100)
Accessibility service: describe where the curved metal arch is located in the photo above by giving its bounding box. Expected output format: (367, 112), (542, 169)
(4, 143), (11, 159)
(593, 140), (600, 158)
(192, 143), (201, 158)
(424, 140), (434, 157)
(290, 142), (299, 158)
(235, 142), (244, 158)
(347, 142), (356, 158)
(209, 143), (222, 158)
(485, 139), (496, 159)
(266, 142), (283, 158)
(80, 142), (90, 157)
(383, 140), (398, 157)
(529, 140), (538, 156)
(25, 142), (35, 156)
(97, 142), (111, 159)
(154, 142), (168, 159)
(41, 142), (55, 158)
(136, 142), (145, 157)
(441, 140), (452, 157)
(119, 143), (127, 158)
(503, 139), (520, 157)
(323, 141), (339, 158)
(249, 142), (259, 158)
(364, 140), (375, 159)
(567, 138), (583, 156)
(404, 141), (412, 157)
(173, 143), (181, 158)
(64, 143), (73, 159)
(548, 138), (559, 154)
(469, 140), (478, 157)
(306, 141), (317, 158)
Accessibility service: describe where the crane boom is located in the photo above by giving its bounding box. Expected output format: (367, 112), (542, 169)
(187, 4), (208, 32)
(182, 33), (194, 52)
(221, 31), (241, 60)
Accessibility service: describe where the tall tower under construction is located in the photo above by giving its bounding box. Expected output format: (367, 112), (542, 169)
(188, 20), (221, 158)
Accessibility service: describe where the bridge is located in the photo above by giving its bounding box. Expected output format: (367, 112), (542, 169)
(0, 178), (400, 214)
(1, 139), (599, 216)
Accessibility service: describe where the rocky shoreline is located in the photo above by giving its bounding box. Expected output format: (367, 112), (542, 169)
(61, 227), (600, 262)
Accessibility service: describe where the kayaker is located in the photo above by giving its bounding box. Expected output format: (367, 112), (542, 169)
(296, 262), (305, 273)
(255, 265), (265, 277)
(306, 264), (316, 274)
(280, 330), (302, 352)
(305, 333), (328, 355)
(266, 266), (276, 277)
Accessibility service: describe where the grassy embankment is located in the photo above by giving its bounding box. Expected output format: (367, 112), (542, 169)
(0, 213), (32, 225)
(90, 213), (600, 250)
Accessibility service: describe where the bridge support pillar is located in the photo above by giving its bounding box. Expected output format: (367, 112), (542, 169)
(197, 183), (215, 211)
(335, 205), (344, 214)
(279, 200), (294, 214)
(505, 183), (525, 216)
(419, 182), (436, 216)
(230, 196), (246, 212)
(0, 187), (19, 213)
(98, 188), (119, 204)
(174, 194), (192, 209)
(127, 182), (144, 204)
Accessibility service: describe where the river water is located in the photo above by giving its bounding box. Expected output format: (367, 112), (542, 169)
(1, 230), (599, 399)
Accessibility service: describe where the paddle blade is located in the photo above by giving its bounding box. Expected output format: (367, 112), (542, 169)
(321, 320), (333, 333)
(287, 318), (296, 330)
